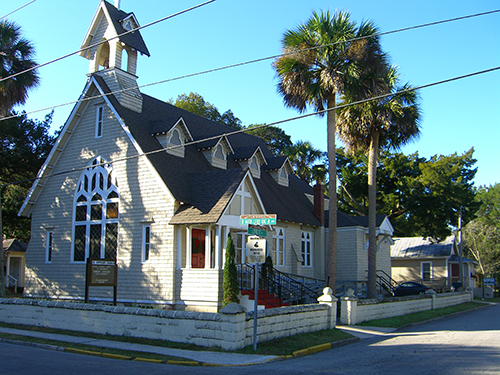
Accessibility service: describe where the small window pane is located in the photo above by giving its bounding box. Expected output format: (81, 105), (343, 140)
(90, 224), (101, 258)
(91, 204), (102, 220)
(105, 223), (118, 260)
(76, 205), (87, 221)
(106, 202), (119, 219)
(74, 225), (86, 261)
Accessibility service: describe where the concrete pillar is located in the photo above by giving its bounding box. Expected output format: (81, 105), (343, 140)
(205, 225), (211, 269)
(215, 225), (221, 269)
(340, 290), (358, 325)
(317, 287), (338, 328)
(186, 226), (192, 269)
(176, 226), (182, 269)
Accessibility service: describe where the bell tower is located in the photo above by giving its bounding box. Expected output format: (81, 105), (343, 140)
(79, 0), (150, 112)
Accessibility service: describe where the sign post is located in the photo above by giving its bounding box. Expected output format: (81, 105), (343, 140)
(246, 235), (267, 352)
(85, 258), (118, 305)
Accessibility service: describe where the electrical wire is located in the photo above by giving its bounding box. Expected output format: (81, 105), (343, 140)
(2, 64), (499, 190)
(0, 0), (37, 21)
(0, 8), (498, 123)
(0, 0), (216, 84)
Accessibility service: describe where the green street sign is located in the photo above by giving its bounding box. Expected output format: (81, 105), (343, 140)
(240, 214), (277, 226)
(248, 226), (267, 237)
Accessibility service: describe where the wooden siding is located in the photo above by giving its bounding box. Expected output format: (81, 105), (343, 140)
(24, 93), (176, 304)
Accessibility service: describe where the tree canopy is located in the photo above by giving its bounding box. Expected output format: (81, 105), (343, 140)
(464, 184), (500, 280)
(169, 92), (243, 130)
(0, 21), (40, 115)
(337, 147), (479, 240)
(273, 10), (385, 291)
(1, 111), (56, 242)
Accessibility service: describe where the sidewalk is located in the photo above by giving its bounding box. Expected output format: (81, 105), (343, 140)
(0, 327), (280, 366)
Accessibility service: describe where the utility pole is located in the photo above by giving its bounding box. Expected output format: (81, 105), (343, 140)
(0, 186), (5, 297)
(459, 207), (464, 288)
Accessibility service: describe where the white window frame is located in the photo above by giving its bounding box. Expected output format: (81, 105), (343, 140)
(272, 227), (285, 267)
(301, 231), (313, 267)
(71, 156), (119, 263)
(95, 105), (103, 138)
(142, 224), (151, 263)
(46, 231), (53, 264)
(421, 261), (432, 282)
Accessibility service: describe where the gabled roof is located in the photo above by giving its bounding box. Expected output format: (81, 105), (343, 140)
(3, 239), (28, 253)
(25, 74), (319, 227)
(325, 210), (389, 230)
(80, 0), (150, 58)
(391, 236), (456, 259)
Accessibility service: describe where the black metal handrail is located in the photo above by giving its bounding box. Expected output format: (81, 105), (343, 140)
(237, 264), (320, 306)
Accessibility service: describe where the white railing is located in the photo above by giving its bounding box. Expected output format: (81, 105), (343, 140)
(6, 275), (18, 294)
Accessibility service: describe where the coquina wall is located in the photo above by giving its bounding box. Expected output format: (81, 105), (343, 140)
(0, 299), (336, 351)
(340, 291), (473, 325)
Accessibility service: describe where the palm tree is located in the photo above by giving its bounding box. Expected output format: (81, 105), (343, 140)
(284, 140), (325, 184)
(274, 10), (385, 292)
(0, 20), (40, 115)
(337, 65), (420, 298)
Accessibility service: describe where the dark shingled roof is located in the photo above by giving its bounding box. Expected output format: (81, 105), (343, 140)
(3, 239), (28, 253)
(93, 75), (320, 226)
(102, 0), (150, 57)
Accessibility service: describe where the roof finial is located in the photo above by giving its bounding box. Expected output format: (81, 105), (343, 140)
(114, 0), (121, 9)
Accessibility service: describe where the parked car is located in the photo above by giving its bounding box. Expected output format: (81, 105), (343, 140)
(393, 282), (432, 296)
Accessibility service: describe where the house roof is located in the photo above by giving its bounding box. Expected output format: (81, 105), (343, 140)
(3, 239), (28, 254)
(391, 236), (456, 259)
(90, 75), (321, 227)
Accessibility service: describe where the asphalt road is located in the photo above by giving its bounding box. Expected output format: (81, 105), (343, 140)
(2, 303), (499, 375)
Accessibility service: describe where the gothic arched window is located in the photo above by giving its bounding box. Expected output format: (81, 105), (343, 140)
(72, 157), (119, 262)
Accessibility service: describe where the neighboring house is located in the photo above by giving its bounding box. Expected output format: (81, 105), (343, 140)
(18, 1), (326, 311)
(3, 239), (27, 292)
(391, 236), (476, 291)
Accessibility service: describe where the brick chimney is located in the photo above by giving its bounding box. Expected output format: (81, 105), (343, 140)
(313, 183), (325, 225)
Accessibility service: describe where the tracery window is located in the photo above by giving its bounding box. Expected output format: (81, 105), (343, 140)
(72, 156), (119, 262)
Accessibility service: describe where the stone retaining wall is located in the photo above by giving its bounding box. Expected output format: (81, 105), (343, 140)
(0, 298), (336, 350)
(340, 291), (473, 325)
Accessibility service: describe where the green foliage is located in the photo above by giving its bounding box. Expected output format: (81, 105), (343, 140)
(222, 235), (240, 307)
(337, 147), (479, 240)
(464, 184), (500, 279)
(284, 140), (326, 184)
(169, 92), (243, 130)
(1, 111), (56, 242)
(245, 124), (292, 156)
(0, 21), (40, 114)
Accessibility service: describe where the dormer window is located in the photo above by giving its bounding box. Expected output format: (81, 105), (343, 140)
(200, 136), (232, 169)
(214, 144), (225, 160)
(250, 157), (259, 170)
(153, 118), (192, 158)
(279, 167), (287, 179)
(267, 157), (292, 186)
(169, 129), (182, 146)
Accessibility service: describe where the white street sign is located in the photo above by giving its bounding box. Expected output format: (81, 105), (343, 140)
(246, 236), (266, 264)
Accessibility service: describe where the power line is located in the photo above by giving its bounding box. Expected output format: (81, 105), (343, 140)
(0, 0), (37, 21)
(0, 0), (216, 84)
(1, 8), (498, 123)
(2, 64), (499, 190)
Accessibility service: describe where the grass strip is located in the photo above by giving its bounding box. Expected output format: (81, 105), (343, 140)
(357, 301), (489, 328)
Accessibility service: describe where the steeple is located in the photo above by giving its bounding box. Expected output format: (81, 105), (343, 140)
(79, 0), (150, 112)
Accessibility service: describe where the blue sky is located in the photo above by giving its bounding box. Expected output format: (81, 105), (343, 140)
(3, 0), (499, 187)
